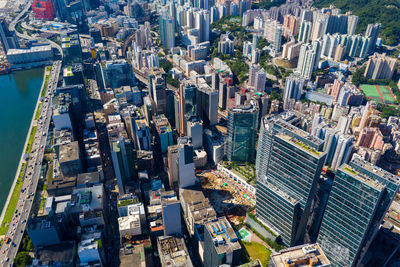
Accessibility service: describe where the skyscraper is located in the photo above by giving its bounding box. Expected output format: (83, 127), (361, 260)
(256, 114), (327, 246)
(159, 13), (175, 49)
(178, 83), (197, 135)
(273, 25), (283, 53)
(196, 85), (218, 126)
(226, 101), (259, 162)
(317, 156), (400, 267)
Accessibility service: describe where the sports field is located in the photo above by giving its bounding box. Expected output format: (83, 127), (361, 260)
(359, 84), (396, 104)
(238, 227), (252, 242)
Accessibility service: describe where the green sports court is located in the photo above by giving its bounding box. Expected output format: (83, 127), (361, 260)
(238, 227), (252, 242)
(359, 84), (396, 104)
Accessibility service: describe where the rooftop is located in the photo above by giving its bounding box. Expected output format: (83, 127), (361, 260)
(270, 243), (330, 267)
(118, 214), (141, 231)
(119, 244), (146, 267)
(181, 188), (217, 224)
(205, 217), (241, 255)
(274, 119), (324, 149)
(35, 241), (75, 266)
(340, 164), (387, 191)
(59, 141), (80, 163)
(154, 114), (172, 134)
(52, 93), (71, 116)
(157, 235), (193, 267)
(276, 133), (323, 157)
(77, 172), (101, 187)
(351, 156), (400, 185)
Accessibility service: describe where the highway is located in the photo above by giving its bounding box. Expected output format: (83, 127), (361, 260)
(9, 3), (63, 57)
(0, 60), (62, 266)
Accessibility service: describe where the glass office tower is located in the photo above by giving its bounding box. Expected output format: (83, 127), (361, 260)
(256, 114), (326, 246)
(226, 101), (259, 163)
(317, 156), (400, 267)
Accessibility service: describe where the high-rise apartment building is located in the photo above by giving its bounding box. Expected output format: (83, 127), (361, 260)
(311, 17), (328, 41)
(317, 156), (400, 267)
(226, 101), (259, 162)
(296, 41), (321, 80)
(159, 13), (175, 49)
(364, 53), (397, 80)
(218, 34), (234, 55)
(283, 15), (299, 38)
(256, 114), (327, 246)
(298, 21), (312, 43)
(195, 9), (210, 42)
(283, 74), (305, 110)
(365, 23), (381, 54)
(248, 65), (266, 92)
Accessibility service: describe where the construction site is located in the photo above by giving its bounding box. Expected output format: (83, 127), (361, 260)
(199, 169), (254, 226)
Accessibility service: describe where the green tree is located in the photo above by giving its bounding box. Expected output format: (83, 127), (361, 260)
(14, 252), (32, 267)
(160, 60), (173, 73)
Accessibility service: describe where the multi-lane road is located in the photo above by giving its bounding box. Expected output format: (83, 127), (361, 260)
(0, 60), (61, 266)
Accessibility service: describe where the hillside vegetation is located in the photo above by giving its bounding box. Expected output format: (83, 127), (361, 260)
(315, 0), (400, 46)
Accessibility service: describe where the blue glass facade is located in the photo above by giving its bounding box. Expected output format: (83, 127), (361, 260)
(256, 117), (326, 246)
(317, 157), (400, 267)
(226, 102), (259, 163)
